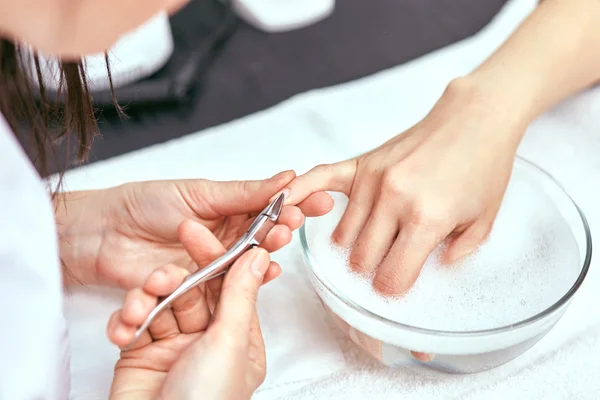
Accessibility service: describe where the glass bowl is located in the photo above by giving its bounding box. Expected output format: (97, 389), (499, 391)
(299, 156), (592, 374)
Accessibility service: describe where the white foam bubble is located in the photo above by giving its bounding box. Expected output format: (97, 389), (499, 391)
(306, 171), (582, 331)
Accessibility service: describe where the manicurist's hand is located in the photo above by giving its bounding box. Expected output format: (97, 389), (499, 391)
(107, 226), (274, 400)
(56, 170), (334, 290)
(284, 78), (525, 295)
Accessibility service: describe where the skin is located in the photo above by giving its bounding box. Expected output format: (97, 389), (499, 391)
(55, 171), (333, 290)
(107, 243), (275, 400)
(0, 0), (190, 58)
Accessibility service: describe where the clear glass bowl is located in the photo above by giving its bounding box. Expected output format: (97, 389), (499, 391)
(299, 157), (592, 374)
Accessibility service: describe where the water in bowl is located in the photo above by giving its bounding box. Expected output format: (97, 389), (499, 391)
(306, 171), (582, 332)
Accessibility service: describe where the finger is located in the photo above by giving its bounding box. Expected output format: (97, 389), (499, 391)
(260, 224), (292, 253)
(349, 202), (398, 276)
(178, 219), (228, 269)
(107, 310), (151, 349)
(120, 288), (157, 326)
(373, 227), (444, 296)
(206, 275), (223, 313)
(247, 307), (267, 388)
(206, 261), (281, 313)
(296, 192), (335, 217)
(143, 264), (192, 340)
(349, 327), (384, 361)
(213, 248), (270, 334)
(332, 171), (381, 246)
(177, 218), (235, 310)
(180, 170), (297, 218)
(262, 262), (281, 285)
(172, 284), (211, 334)
(411, 351), (435, 362)
(277, 206), (305, 231)
(283, 161), (358, 206)
(153, 269), (212, 334)
(442, 220), (492, 264)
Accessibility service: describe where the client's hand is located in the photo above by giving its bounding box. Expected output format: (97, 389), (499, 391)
(107, 242), (273, 400)
(283, 78), (526, 295)
(57, 170), (333, 289)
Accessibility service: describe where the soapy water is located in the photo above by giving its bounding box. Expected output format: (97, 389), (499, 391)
(306, 172), (582, 332)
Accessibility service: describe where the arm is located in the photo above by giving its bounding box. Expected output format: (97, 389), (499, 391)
(465, 0), (600, 128)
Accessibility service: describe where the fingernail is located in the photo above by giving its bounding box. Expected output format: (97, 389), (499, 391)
(251, 249), (269, 278)
(269, 188), (290, 203)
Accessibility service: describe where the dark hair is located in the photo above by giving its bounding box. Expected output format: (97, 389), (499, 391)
(0, 38), (121, 285)
(0, 38), (116, 188)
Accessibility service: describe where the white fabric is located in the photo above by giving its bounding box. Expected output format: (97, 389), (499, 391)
(63, 0), (600, 398)
(0, 115), (70, 399)
(231, 0), (335, 33)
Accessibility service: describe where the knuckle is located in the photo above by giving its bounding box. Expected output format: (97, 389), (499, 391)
(256, 368), (267, 386)
(348, 250), (369, 274)
(372, 269), (401, 296)
(331, 227), (352, 246)
(381, 170), (405, 198)
(406, 200), (449, 230)
(313, 163), (334, 176)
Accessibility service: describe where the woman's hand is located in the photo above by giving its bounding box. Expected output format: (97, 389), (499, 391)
(284, 78), (527, 295)
(56, 170), (333, 289)
(107, 227), (274, 400)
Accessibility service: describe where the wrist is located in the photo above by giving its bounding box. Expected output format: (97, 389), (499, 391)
(55, 190), (105, 286)
(439, 75), (532, 148)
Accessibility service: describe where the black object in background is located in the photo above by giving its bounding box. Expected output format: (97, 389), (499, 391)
(73, 0), (508, 170)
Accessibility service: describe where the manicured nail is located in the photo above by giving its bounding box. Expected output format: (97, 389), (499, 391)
(269, 188), (290, 203)
(251, 249), (270, 278)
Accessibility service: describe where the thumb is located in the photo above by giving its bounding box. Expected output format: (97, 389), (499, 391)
(212, 248), (270, 334)
(188, 170), (296, 217)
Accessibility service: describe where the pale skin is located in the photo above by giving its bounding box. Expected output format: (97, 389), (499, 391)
(1, 0), (599, 395)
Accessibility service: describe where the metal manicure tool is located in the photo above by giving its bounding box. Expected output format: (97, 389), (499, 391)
(124, 192), (286, 350)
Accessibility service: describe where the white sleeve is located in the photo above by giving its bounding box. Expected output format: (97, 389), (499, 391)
(0, 115), (70, 400)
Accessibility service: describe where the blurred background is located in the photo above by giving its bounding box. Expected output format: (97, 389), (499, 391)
(44, 0), (508, 174)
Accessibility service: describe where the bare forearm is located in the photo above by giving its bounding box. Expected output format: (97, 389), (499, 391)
(466, 0), (600, 125)
(54, 190), (105, 286)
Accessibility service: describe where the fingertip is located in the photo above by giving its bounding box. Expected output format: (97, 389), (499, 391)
(411, 351), (435, 363)
(107, 311), (136, 347)
(113, 323), (136, 348)
(144, 264), (189, 297)
(372, 266), (414, 297)
(279, 206), (305, 230)
(298, 192), (335, 217)
(106, 311), (120, 343)
(261, 225), (293, 253)
(262, 262), (282, 285)
(121, 288), (156, 325)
